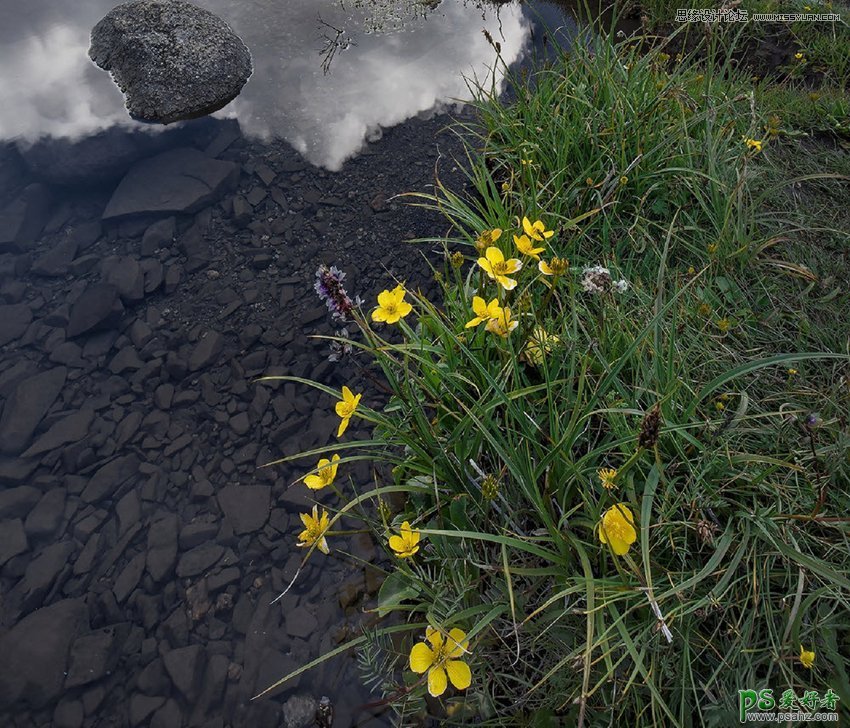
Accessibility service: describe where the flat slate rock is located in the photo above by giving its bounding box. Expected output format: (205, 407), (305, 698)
(21, 408), (94, 458)
(102, 147), (239, 220)
(0, 598), (88, 709)
(0, 367), (67, 455)
(0, 518), (29, 566)
(81, 454), (140, 503)
(67, 284), (123, 338)
(217, 485), (270, 534)
(89, 0), (252, 124)
(64, 624), (129, 688)
(0, 303), (32, 346)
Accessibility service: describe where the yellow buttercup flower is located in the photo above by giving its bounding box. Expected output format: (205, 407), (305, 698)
(372, 285), (413, 324)
(716, 317), (731, 333)
(297, 505), (330, 554)
(388, 521), (421, 558)
(523, 326), (559, 365)
(477, 246), (522, 291)
(743, 138), (763, 152)
(522, 216), (555, 242)
(799, 645), (815, 669)
(303, 454), (340, 491)
(795, 52), (805, 61)
(598, 503), (637, 556)
(485, 307), (518, 337)
(538, 256), (569, 276)
(335, 386), (362, 437)
(409, 626), (472, 697)
(475, 228), (502, 253)
(513, 234), (545, 260)
(465, 296), (503, 329)
(598, 467), (618, 491)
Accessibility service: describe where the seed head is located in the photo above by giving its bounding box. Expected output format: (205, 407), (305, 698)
(638, 404), (662, 450)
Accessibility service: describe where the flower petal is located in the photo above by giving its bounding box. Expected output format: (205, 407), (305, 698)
(426, 627), (444, 652)
(485, 246), (504, 264)
(337, 416), (350, 438)
(409, 642), (435, 673)
(446, 628), (469, 659)
(303, 475), (324, 490)
(388, 535), (406, 553)
(377, 290), (394, 308)
(427, 666), (448, 697)
(445, 660), (472, 690)
(371, 307), (389, 323)
(317, 536), (330, 554)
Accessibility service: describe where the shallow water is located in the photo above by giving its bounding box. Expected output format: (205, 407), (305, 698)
(1, 0), (575, 169)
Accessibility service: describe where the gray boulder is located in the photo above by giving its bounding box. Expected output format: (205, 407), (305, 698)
(89, 0), (252, 124)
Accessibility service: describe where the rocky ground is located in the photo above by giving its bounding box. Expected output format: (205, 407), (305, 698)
(0, 109), (473, 727)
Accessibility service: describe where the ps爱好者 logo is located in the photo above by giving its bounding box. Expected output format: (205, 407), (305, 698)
(738, 688), (840, 722)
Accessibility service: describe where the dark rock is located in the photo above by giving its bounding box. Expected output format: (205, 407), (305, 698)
(64, 624), (129, 688)
(31, 238), (79, 277)
(283, 694), (318, 728)
(232, 195), (252, 227)
(0, 303), (33, 346)
(0, 598), (88, 708)
(141, 217), (175, 255)
(0, 366), (67, 455)
(217, 485), (270, 534)
(109, 345), (144, 374)
(81, 454), (140, 503)
(21, 408), (94, 458)
(153, 383), (174, 409)
(140, 258), (164, 293)
(0, 518), (28, 566)
(188, 330), (224, 371)
(150, 698), (182, 728)
(18, 540), (76, 607)
(229, 411), (250, 436)
(162, 644), (204, 701)
(147, 513), (179, 581)
(285, 606), (318, 639)
(176, 542), (224, 578)
(67, 284), (124, 338)
(103, 256), (145, 302)
(114, 552), (147, 602)
(136, 657), (168, 695)
(90, 0), (253, 124)
(102, 148), (239, 220)
(0, 183), (51, 253)
(129, 694), (166, 726)
(0, 485), (41, 519)
(53, 697), (85, 728)
(23, 488), (66, 540)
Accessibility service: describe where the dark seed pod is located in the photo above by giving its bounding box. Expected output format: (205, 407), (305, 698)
(638, 403), (662, 450)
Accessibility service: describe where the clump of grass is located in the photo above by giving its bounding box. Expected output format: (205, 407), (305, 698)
(256, 22), (850, 727)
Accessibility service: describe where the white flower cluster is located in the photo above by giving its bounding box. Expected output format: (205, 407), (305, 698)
(581, 265), (629, 295)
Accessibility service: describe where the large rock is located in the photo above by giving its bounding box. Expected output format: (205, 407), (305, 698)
(102, 148), (239, 220)
(66, 284), (124, 338)
(0, 367), (67, 455)
(217, 485), (270, 534)
(89, 0), (253, 124)
(0, 599), (88, 709)
(0, 303), (32, 346)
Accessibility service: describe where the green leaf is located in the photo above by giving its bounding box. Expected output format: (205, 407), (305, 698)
(377, 570), (420, 617)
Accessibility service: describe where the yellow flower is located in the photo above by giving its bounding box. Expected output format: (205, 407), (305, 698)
(297, 505), (330, 554)
(465, 296), (503, 329)
(513, 234), (545, 260)
(409, 626), (472, 697)
(303, 454), (340, 491)
(716, 317), (731, 333)
(520, 158), (533, 166)
(795, 52), (805, 61)
(598, 503), (637, 556)
(522, 216), (556, 242)
(538, 256), (569, 276)
(388, 521), (421, 558)
(372, 285), (413, 324)
(787, 368), (798, 376)
(697, 303), (712, 317)
(743, 138), (763, 152)
(477, 246), (522, 291)
(598, 468), (618, 491)
(523, 326), (559, 365)
(485, 307), (518, 337)
(715, 401), (725, 411)
(707, 242), (718, 255)
(475, 228), (502, 252)
(687, 265), (696, 276)
(799, 645), (815, 669)
(335, 386), (362, 437)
